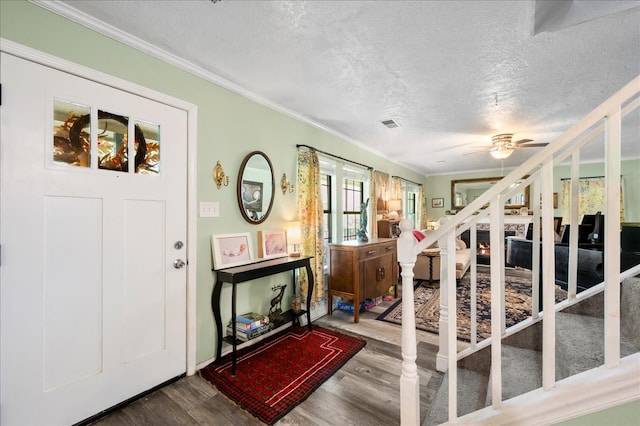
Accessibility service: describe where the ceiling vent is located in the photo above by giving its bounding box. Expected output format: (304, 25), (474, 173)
(381, 119), (399, 129)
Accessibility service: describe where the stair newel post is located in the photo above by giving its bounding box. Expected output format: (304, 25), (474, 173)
(441, 225), (459, 422)
(434, 215), (452, 372)
(397, 219), (420, 426)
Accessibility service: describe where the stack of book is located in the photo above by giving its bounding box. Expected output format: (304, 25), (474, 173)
(227, 312), (273, 341)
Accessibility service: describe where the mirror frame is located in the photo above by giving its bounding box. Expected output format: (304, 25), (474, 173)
(237, 151), (275, 224)
(450, 176), (529, 211)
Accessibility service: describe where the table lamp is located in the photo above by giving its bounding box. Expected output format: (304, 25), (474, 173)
(287, 221), (301, 257)
(387, 199), (402, 220)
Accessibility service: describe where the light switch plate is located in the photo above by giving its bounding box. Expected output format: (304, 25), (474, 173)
(199, 202), (220, 217)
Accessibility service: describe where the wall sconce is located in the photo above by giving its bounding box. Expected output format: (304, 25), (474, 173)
(213, 161), (230, 189)
(280, 173), (294, 194)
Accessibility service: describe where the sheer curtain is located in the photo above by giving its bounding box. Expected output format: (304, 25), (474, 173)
(297, 150), (325, 303)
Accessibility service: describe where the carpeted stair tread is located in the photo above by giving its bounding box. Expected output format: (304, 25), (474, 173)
(423, 368), (488, 426)
(485, 345), (542, 406)
(424, 275), (640, 423)
(556, 311), (639, 381)
(621, 276), (640, 351)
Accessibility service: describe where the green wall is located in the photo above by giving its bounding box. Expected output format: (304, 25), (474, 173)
(0, 0), (425, 364)
(554, 399), (640, 426)
(425, 159), (640, 225)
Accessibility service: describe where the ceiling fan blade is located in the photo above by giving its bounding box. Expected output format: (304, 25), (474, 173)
(518, 142), (549, 148)
(513, 138), (534, 144)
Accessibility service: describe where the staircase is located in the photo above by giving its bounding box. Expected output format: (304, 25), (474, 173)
(396, 74), (640, 425)
(424, 274), (640, 425)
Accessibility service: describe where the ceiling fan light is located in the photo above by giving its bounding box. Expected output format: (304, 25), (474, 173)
(490, 148), (513, 159)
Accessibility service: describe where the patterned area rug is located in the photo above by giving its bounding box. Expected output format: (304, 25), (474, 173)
(200, 325), (366, 425)
(376, 267), (565, 342)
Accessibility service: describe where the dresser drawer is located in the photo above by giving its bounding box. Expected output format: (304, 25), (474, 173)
(357, 241), (396, 260)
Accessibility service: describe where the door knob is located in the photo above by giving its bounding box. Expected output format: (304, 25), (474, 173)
(173, 259), (186, 269)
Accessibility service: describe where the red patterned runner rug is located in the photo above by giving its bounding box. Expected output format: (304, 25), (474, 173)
(200, 325), (366, 425)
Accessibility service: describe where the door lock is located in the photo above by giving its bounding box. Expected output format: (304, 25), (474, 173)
(173, 259), (186, 269)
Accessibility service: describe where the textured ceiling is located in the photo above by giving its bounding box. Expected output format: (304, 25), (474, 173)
(43, 0), (640, 175)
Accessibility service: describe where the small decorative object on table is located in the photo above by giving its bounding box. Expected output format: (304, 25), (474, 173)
(356, 198), (370, 242)
(291, 294), (302, 314)
(269, 284), (287, 321)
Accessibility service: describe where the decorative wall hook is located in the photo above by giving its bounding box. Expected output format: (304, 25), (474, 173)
(280, 173), (294, 194)
(213, 161), (230, 189)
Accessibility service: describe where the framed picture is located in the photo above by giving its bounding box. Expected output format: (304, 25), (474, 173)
(257, 230), (288, 259)
(432, 198), (444, 208)
(211, 232), (254, 270)
(241, 180), (263, 212)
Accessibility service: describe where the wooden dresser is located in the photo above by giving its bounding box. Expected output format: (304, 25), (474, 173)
(327, 238), (398, 323)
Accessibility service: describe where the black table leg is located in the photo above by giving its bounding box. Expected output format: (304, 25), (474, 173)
(212, 280), (223, 362)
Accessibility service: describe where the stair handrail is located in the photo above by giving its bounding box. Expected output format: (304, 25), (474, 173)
(397, 74), (640, 425)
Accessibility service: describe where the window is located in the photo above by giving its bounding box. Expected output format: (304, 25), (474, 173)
(321, 173), (332, 245)
(342, 178), (364, 241)
(52, 99), (160, 174)
(319, 157), (370, 244)
(406, 191), (417, 225)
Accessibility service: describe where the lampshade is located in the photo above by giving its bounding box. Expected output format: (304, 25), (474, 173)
(387, 199), (402, 212)
(287, 221), (301, 257)
(287, 221), (301, 244)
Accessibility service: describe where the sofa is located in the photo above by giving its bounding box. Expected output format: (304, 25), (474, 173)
(413, 230), (471, 282)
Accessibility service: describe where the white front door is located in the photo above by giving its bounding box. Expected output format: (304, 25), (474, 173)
(0, 53), (188, 425)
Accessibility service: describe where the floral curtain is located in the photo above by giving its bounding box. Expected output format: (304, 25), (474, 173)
(418, 185), (428, 230)
(370, 169), (378, 238)
(561, 177), (625, 224)
(297, 150), (325, 303)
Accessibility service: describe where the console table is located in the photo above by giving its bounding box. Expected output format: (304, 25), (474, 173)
(211, 256), (313, 374)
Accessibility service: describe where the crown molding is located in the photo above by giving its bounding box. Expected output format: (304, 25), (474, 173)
(29, 0), (393, 164)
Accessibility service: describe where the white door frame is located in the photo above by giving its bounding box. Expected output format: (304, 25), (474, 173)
(0, 38), (199, 375)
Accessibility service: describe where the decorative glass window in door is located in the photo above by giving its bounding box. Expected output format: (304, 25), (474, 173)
(135, 119), (159, 175)
(97, 109), (130, 172)
(53, 99), (91, 167)
(53, 100), (160, 174)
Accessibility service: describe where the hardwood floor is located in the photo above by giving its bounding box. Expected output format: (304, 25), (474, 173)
(90, 291), (443, 426)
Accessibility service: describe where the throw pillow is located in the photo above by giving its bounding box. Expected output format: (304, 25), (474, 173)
(456, 238), (467, 250)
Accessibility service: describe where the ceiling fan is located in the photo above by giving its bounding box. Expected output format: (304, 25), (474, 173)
(490, 133), (549, 159)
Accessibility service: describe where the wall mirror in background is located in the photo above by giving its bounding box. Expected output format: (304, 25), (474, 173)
(237, 151), (275, 224)
(451, 177), (529, 211)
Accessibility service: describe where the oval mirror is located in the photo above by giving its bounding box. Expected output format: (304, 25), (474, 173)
(237, 151), (275, 224)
